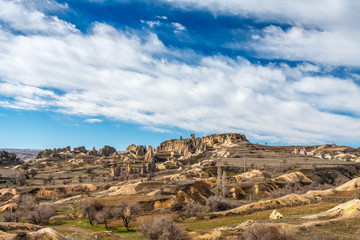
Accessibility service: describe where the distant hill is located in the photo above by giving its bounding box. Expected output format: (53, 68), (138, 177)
(0, 148), (42, 160)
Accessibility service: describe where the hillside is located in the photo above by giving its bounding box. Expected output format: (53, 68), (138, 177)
(0, 133), (359, 239)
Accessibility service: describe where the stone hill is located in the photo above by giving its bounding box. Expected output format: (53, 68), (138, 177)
(0, 150), (22, 166)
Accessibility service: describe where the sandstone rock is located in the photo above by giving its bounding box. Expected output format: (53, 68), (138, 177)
(88, 147), (98, 156)
(74, 146), (86, 153)
(273, 171), (312, 183)
(269, 209), (283, 219)
(126, 144), (146, 156)
(156, 133), (247, 157)
(228, 169), (263, 183)
(0, 150), (22, 166)
(228, 187), (246, 199)
(302, 199), (360, 220)
(27, 228), (68, 240)
(0, 202), (18, 212)
(99, 145), (116, 156)
(145, 145), (156, 172)
(36, 148), (67, 159)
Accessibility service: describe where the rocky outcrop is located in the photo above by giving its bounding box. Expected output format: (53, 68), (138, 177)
(126, 144), (146, 156)
(273, 171), (312, 183)
(156, 133), (248, 157)
(29, 184), (97, 197)
(302, 199), (360, 220)
(27, 228), (68, 240)
(0, 151), (22, 166)
(145, 146), (156, 172)
(73, 146), (86, 153)
(36, 148), (68, 158)
(292, 144), (360, 162)
(269, 209), (283, 219)
(228, 169), (264, 183)
(98, 145), (116, 156)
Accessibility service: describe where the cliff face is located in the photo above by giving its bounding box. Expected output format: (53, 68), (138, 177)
(156, 133), (248, 157)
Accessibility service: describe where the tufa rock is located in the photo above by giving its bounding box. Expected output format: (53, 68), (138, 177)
(269, 209), (283, 219)
(73, 146), (86, 153)
(126, 144), (146, 156)
(145, 145), (156, 172)
(0, 151), (22, 166)
(157, 133), (247, 157)
(99, 145), (116, 156)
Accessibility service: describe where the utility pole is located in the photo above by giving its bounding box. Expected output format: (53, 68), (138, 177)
(243, 155), (246, 174)
(243, 155), (246, 181)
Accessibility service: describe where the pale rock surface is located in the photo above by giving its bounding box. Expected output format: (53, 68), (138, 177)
(269, 209), (283, 219)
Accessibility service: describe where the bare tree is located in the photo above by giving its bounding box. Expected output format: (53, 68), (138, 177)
(222, 170), (227, 198)
(27, 203), (55, 224)
(139, 216), (189, 240)
(263, 171), (272, 181)
(217, 166), (222, 196)
(113, 201), (140, 231)
(81, 199), (104, 225)
(94, 207), (112, 230)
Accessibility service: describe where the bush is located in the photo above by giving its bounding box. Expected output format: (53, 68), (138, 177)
(139, 216), (189, 240)
(207, 196), (237, 212)
(27, 203), (55, 224)
(183, 202), (203, 218)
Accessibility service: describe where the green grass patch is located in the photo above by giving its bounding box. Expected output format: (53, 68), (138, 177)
(181, 201), (339, 233)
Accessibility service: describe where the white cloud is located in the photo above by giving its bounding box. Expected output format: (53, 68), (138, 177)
(140, 20), (161, 28)
(251, 26), (360, 67)
(164, 0), (360, 67)
(156, 16), (168, 20)
(85, 118), (103, 123)
(0, 0), (77, 35)
(0, 1), (359, 146)
(172, 22), (186, 32)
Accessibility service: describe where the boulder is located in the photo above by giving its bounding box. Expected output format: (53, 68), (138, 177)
(269, 209), (283, 219)
(99, 145), (116, 156)
(27, 228), (68, 240)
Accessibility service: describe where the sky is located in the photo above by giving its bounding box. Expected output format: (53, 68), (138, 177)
(0, 0), (360, 150)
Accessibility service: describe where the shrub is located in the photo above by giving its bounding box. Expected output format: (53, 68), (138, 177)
(183, 202), (203, 218)
(27, 203), (55, 224)
(206, 196), (237, 212)
(139, 216), (189, 240)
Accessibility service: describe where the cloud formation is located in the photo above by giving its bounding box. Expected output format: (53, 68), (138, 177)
(0, 0), (359, 146)
(164, 0), (360, 67)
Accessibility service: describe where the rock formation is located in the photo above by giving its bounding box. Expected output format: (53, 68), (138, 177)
(292, 144), (360, 162)
(126, 144), (146, 156)
(73, 146), (86, 153)
(156, 133), (248, 157)
(0, 151), (22, 166)
(145, 145), (156, 172)
(36, 148), (67, 159)
(98, 145), (116, 156)
(269, 209), (283, 219)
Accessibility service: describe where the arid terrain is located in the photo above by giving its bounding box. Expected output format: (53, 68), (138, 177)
(0, 133), (359, 239)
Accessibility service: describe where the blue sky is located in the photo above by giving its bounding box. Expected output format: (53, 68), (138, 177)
(0, 0), (360, 150)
